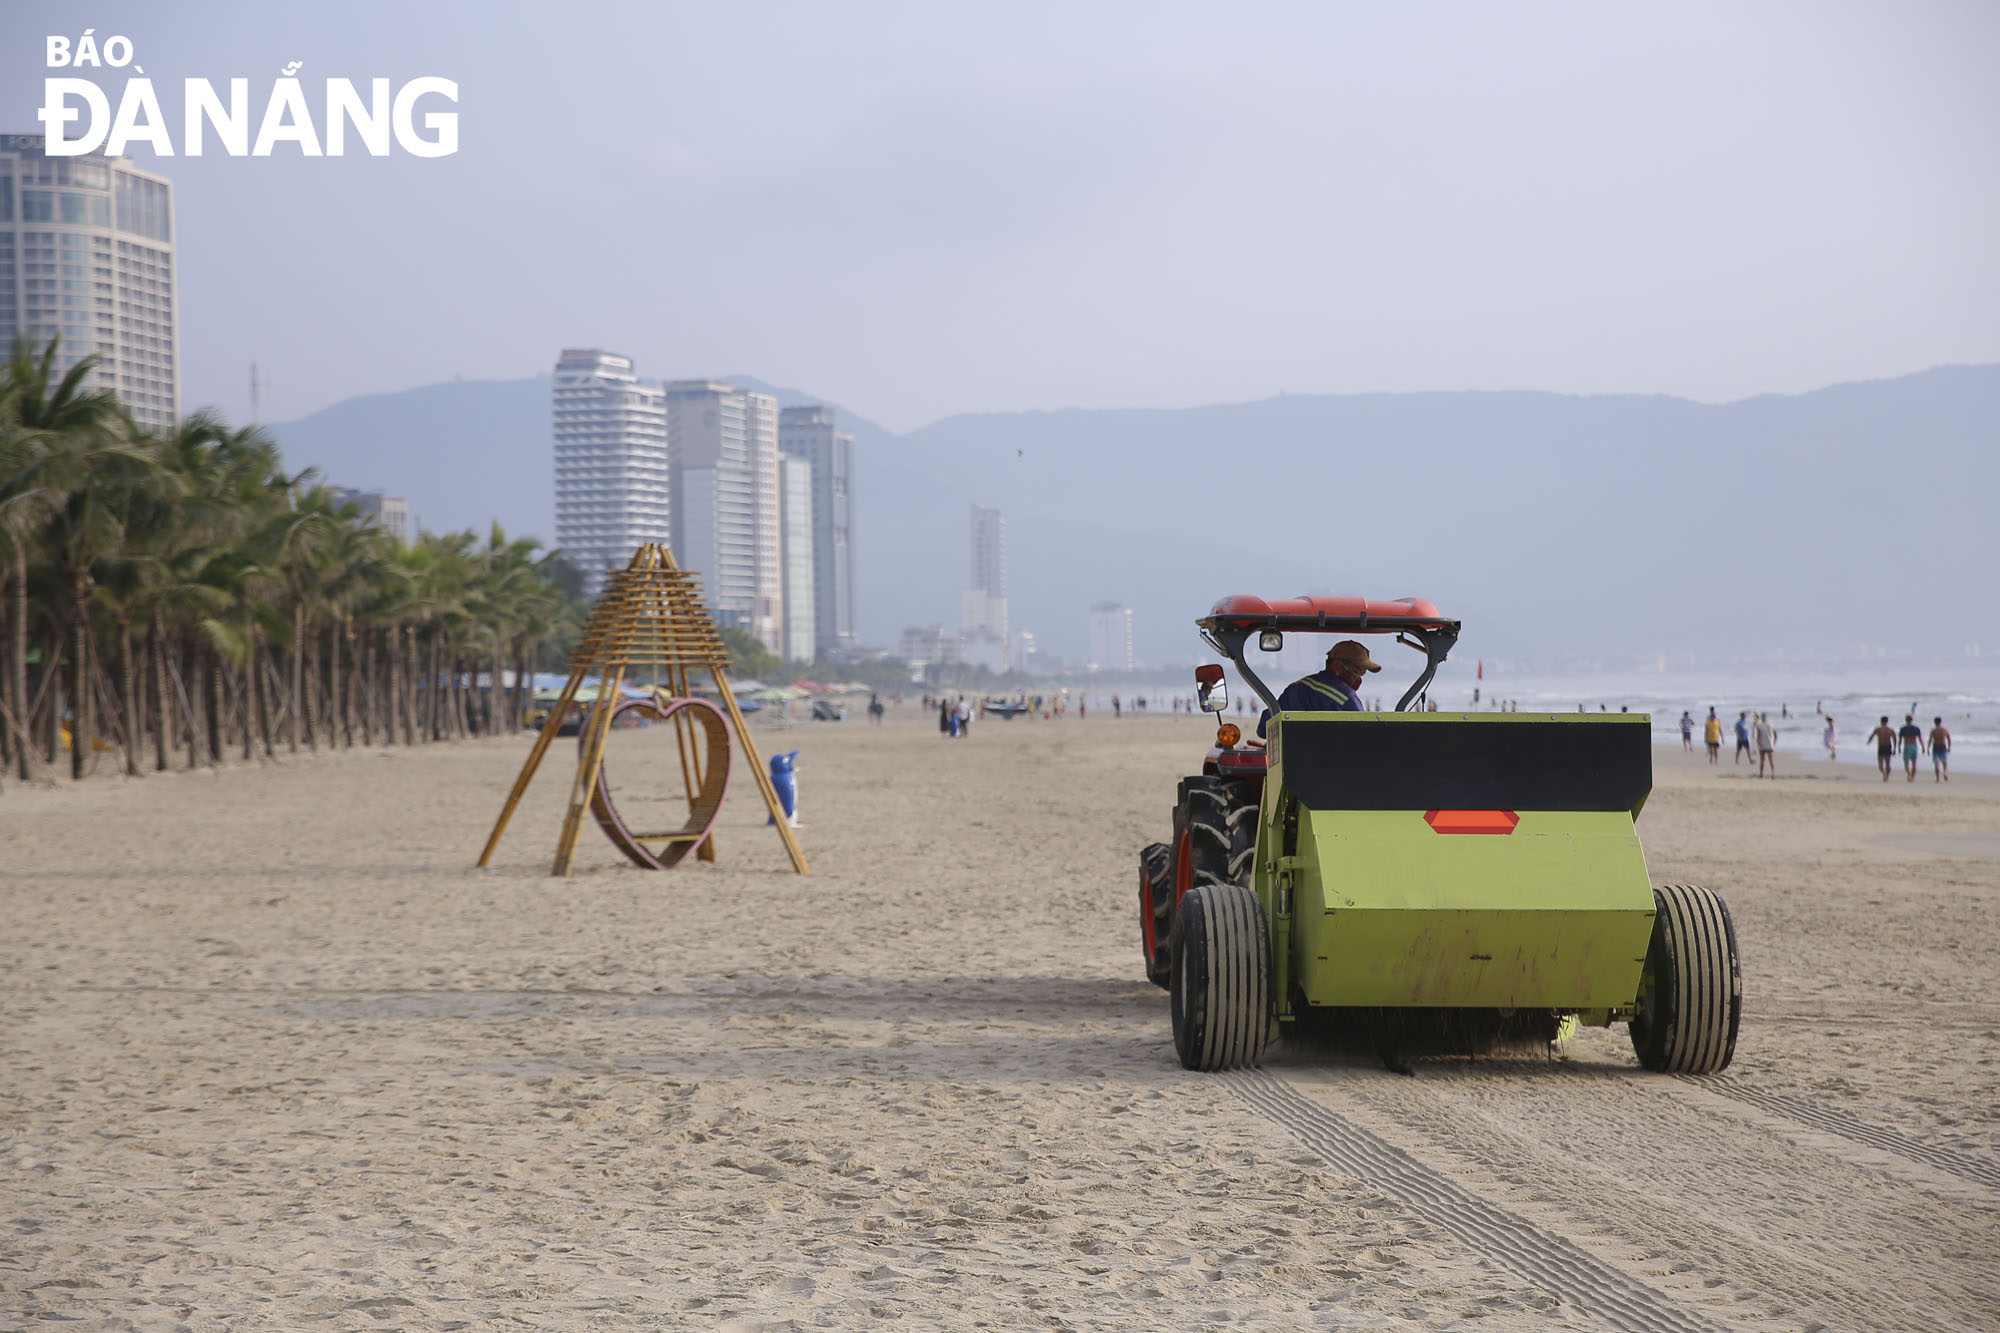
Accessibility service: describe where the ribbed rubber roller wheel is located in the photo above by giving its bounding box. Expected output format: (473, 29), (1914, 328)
(1171, 883), (1272, 1071)
(1631, 882), (1743, 1073)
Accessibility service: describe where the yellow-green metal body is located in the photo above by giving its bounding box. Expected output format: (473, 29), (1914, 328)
(1256, 712), (1656, 1018)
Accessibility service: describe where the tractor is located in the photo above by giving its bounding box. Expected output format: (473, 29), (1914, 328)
(1137, 595), (1741, 1074)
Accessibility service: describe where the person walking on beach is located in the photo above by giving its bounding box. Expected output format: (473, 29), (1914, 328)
(1112, 694), (1121, 719)
(1734, 712), (1752, 764)
(1704, 708), (1722, 764)
(954, 697), (972, 739)
(1680, 711), (1695, 751)
(1755, 712), (1777, 778)
(1822, 715), (1836, 761)
(1868, 716), (1896, 781)
(1898, 714), (1923, 781)
(1929, 717), (1951, 782)
(868, 693), (885, 726)
(939, 698), (951, 737)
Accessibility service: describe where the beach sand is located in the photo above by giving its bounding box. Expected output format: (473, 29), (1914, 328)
(3, 711), (1996, 1330)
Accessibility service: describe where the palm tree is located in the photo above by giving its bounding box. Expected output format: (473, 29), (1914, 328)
(2, 333), (595, 783)
(0, 386), (57, 781)
(5, 335), (153, 777)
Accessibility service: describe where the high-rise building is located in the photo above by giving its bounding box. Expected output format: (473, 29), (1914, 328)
(0, 134), (178, 431)
(778, 405), (855, 658)
(899, 625), (963, 670)
(328, 486), (410, 544)
(778, 454), (815, 662)
(667, 381), (781, 653)
(965, 504), (1007, 643)
(552, 349), (669, 596)
(1011, 629), (1041, 674)
(1089, 602), (1134, 674)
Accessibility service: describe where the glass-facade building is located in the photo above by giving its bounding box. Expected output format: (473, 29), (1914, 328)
(666, 381), (782, 655)
(778, 454), (816, 662)
(0, 133), (179, 431)
(778, 404), (856, 659)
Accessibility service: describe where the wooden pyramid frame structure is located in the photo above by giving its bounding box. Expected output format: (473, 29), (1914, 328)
(477, 544), (809, 877)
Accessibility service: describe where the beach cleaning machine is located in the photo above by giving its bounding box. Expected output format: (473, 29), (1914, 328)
(1136, 595), (1743, 1074)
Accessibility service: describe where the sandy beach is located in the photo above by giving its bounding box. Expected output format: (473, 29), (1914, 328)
(3, 709), (1997, 1330)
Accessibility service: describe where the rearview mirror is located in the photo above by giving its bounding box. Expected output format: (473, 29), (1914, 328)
(1194, 664), (1228, 713)
(1258, 629), (1283, 653)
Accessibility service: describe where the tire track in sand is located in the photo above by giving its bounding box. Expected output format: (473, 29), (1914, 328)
(1228, 1070), (1731, 1333)
(1321, 1061), (1998, 1332)
(1686, 1076), (2000, 1191)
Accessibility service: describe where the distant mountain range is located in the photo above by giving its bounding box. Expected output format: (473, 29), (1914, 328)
(266, 366), (2000, 669)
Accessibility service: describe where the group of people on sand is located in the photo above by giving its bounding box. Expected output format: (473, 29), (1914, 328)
(935, 696), (973, 738)
(1864, 714), (1951, 783)
(1686, 704), (1951, 783)
(1690, 708), (1786, 777)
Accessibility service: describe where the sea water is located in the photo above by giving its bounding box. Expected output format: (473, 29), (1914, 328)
(1427, 665), (2000, 776)
(1108, 663), (2000, 776)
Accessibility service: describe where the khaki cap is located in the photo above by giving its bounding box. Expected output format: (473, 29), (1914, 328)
(1326, 640), (1381, 672)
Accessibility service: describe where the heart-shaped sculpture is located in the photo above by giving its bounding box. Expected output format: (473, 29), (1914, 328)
(582, 693), (732, 869)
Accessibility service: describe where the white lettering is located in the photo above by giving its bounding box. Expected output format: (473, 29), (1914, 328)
(184, 78), (249, 157)
(74, 29), (99, 68)
(392, 77), (457, 157)
(103, 35), (133, 68)
(252, 78), (323, 156)
(38, 78), (108, 154)
(326, 77), (390, 156)
(107, 78), (173, 156)
(47, 36), (71, 67)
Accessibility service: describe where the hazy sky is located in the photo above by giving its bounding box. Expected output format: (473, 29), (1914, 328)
(6, 1), (1997, 430)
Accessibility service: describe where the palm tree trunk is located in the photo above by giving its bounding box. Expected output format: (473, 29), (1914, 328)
(150, 611), (170, 772)
(69, 585), (89, 781)
(415, 628), (429, 743)
(256, 641), (277, 759)
(354, 626), (371, 747)
(326, 620), (341, 750)
(0, 593), (11, 783)
(11, 555), (28, 781)
(288, 602), (303, 754)
(118, 616), (140, 777)
(413, 628), (426, 744)
(386, 627), (401, 746)
(166, 640), (198, 770)
(236, 651), (251, 762)
(204, 643), (223, 766)
(303, 617), (319, 753)
(46, 650), (62, 768)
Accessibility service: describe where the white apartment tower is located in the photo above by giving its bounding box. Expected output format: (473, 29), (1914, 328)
(965, 503), (1007, 642)
(778, 454), (815, 662)
(667, 381), (782, 653)
(1089, 602), (1134, 674)
(0, 134), (178, 431)
(777, 404), (855, 658)
(552, 349), (670, 596)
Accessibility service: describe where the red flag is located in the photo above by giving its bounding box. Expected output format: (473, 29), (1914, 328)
(1477, 659), (1484, 680)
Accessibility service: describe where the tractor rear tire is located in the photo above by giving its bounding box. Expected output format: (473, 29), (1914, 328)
(1631, 883), (1742, 1074)
(1171, 883), (1271, 1071)
(1181, 776), (1257, 895)
(1139, 841), (1174, 988)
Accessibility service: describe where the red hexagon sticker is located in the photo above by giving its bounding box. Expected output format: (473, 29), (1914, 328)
(1424, 809), (1520, 835)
